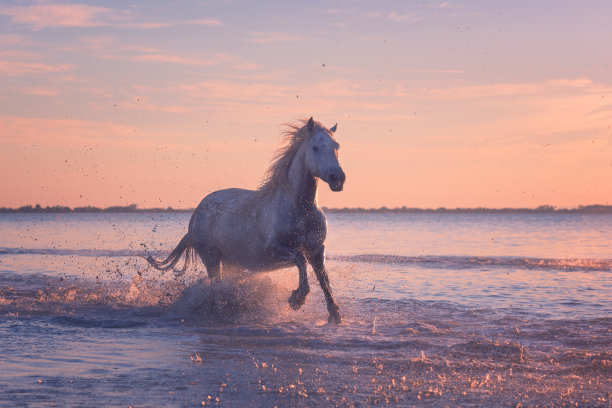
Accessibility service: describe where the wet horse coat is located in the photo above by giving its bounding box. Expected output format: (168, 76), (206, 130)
(147, 118), (345, 323)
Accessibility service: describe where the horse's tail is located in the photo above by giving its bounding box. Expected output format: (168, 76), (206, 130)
(146, 233), (196, 275)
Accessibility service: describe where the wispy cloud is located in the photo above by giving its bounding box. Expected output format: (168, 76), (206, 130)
(177, 80), (292, 102)
(121, 22), (173, 29)
(0, 116), (191, 150)
(129, 53), (249, 68)
(230, 62), (261, 71)
(0, 59), (73, 76)
(420, 77), (602, 100)
(244, 31), (303, 44)
(21, 87), (59, 96)
(386, 12), (423, 23)
(186, 19), (222, 27)
(131, 54), (218, 66)
(0, 4), (116, 29)
(0, 34), (30, 46)
(0, 4), (222, 30)
(400, 68), (464, 74)
(53, 34), (245, 69)
(0, 50), (39, 59)
(0, 48), (74, 76)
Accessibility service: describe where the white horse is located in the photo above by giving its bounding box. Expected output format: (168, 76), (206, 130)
(147, 117), (345, 323)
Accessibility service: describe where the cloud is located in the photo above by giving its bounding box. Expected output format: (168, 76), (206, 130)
(0, 116), (125, 144)
(90, 94), (194, 114)
(177, 80), (292, 102)
(0, 34), (29, 46)
(0, 50), (39, 59)
(230, 62), (261, 71)
(0, 47), (74, 76)
(0, 116), (182, 149)
(386, 12), (423, 23)
(186, 19), (222, 27)
(121, 22), (173, 29)
(21, 87), (59, 96)
(131, 54), (219, 66)
(401, 68), (464, 74)
(0, 4), (222, 30)
(419, 77), (603, 100)
(0, 59), (73, 76)
(244, 32), (304, 44)
(0, 4), (116, 29)
(119, 19), (222, 29)
(586, 103), (612, 118)
(130, 53), (246, 68)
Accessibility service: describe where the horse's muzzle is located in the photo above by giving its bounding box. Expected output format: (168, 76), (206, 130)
(327, 170), (345, 192)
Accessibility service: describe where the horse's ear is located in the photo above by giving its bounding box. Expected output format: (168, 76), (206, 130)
(329, 123), (337, 133)
(307, 117), (314, 132)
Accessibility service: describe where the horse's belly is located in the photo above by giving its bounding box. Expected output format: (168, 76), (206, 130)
(223, 251), (292, 273)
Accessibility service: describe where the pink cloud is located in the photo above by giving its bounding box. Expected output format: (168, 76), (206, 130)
(400, 68), (464, 74)
(131, 54), (221, 66)
(231, 62), (261, 71)
(0, 60), (73, 76)
(121, 22), (173, 29)
(0, 34), (29, 46)
(0, 116), (173, 148)
(0, 4), (218, 30)
(244, 32), (304, 44)
(0, 116), (126, 143)
(130, 52), (252, 69)
(386, 12), (423, 23)
(187, 19), (222, 26)
(0, 4), (115, 29)
(178, 80), (292, 102)
(21, 87), (59, 96)
(419, 77), (602, 100)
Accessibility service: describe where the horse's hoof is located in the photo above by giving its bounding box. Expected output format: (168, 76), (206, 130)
(288, 290), (306, 310)
(328, 310), (343, 325)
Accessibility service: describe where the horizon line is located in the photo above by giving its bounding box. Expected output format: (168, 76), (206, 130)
(1, 203), (611, 214)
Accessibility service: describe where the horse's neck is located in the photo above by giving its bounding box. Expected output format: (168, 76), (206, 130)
(287, 150), (318, 209)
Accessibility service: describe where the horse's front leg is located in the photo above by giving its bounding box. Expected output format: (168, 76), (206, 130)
(307, 245), (342, 324)
(269, 244), (309, 310)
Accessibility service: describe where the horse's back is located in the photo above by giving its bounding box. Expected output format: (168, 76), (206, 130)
(196, 187), (254, 209)
(190, 188), (254, 229)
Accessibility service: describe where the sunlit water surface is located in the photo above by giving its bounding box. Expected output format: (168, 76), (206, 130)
(0, 212), (610, 407)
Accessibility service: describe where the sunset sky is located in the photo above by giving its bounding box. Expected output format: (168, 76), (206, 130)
(1, 0), (611, 209)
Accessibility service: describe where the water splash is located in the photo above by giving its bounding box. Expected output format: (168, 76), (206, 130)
(168, 275), (291, 323)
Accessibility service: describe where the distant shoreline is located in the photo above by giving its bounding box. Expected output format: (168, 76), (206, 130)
(1, 204), (611, 214)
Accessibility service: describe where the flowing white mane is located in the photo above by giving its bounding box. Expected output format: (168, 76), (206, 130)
(257, 119), (334, 195)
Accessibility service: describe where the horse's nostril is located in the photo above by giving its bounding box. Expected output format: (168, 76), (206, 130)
(329, 174), (338, 183)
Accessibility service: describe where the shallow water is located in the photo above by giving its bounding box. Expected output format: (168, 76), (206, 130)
(0, 212), (610, 407)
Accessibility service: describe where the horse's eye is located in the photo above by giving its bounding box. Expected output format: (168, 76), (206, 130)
(312, 145), (319, 153)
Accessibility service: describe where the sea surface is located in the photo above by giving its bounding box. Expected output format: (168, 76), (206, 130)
(0, 212), (610, 407)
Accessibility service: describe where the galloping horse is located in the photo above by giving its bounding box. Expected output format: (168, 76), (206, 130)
(147, 117), (346, 323)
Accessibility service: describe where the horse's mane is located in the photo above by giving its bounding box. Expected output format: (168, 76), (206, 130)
(257, 118), (327, 196)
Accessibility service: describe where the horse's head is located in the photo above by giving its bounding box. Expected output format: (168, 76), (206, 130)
(303, 117), (345, 192)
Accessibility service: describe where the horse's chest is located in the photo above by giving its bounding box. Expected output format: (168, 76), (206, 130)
(281, 212), (326, 250)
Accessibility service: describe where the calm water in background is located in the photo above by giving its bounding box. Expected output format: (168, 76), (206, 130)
(0, 212), (610, 406)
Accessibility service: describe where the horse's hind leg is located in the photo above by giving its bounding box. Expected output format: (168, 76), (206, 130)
(193, 243), (221, 282)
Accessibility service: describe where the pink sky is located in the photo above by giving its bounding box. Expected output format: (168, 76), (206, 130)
(1, 1), (610, 209)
